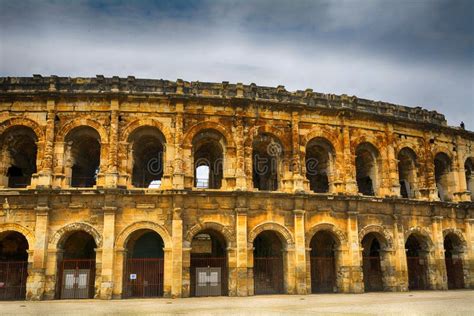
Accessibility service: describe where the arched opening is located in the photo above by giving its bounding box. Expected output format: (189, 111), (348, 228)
(405, 234), (429, 290)
(65, 127), (101, 188)
(310, 231), (337, 293)
(57, 231), (97, 299)
(0, 126), (37, 188)
(253, 231), (284, 294)
(465, 158), (474, 201)
(129, 127), (165, 188)
(252, 134), (282, 191)
(305, 138), (334, 193)
(361, 233), (384, 292)
(444, 233), (465, 289)
(434, 153), (453, 201)
(190, 230), (228, 296)
(123, 230), (164, 298)
(355, 143), (380, 196)
(193, 130), (224, 189)
(0, 231), (28, 300)
(398, 147), (417, 199)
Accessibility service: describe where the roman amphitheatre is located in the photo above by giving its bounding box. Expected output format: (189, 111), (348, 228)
(0, 75), (472, 301)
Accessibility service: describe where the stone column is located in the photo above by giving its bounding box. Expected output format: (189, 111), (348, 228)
(33, 99), (55, 188)
(342, 124), (357, 194)
(431, 215), (447, 290)
(464, 218), (474, 288)
(100, 206), (116, 299)
(419, 133), (438, 200)
(234, 113), (247, 190)
(293, 209), (307, 294)
(385, 124), (400, 197)
(346, 211), (363, 293)
(453, 136), (471, 201)
(291, 111), (305, 192)
(392, 215), (409, 291)
(235, 206), (249, 296)
(173, 103), (185, 189)
(103, 100), (119, 188)
(26, 205), (50, 300)
(171, 207), (183, 297)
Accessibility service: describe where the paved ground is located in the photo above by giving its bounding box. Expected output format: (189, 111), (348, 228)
(0, 290), (473, 315)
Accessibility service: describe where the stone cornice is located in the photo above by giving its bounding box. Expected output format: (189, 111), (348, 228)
(2, 75), (472, 137)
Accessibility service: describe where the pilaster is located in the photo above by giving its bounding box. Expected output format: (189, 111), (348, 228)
(99, 206), (116, 299)
(392, 214), (409, 291)
(26, 204), (50, 300)
(235, 205), (249, 296)
(293, 209), (307, 294)
(346, 210), (363, 293)
(171, 207), (183, 297)
(431, 215), (447, 289)
(465, 218), (474, 288)
(173, 103), (185, 189)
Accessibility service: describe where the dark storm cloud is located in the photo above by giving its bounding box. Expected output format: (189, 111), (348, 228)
(0, 0), (473, 128)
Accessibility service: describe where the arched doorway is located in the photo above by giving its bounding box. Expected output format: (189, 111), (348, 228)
(444, 233), (465, 289)
(434, 152), (453, 201)
(253, 231), (284, 294)
(252, 134), (282, 191)
(57, 231), (97, 299)
(0, 126), (38, 188)
(405, 234), (429, 290)
(355, 142), (380, 196)
(190, 230), (228, 296)
(465, 158), (474, 201)
(64, 126), (101, 188)
(123, 230), (164, 298)
(193, 129), (224, 189)
(361, 233), (384, 292)
(128, 126), (165, 188)
(310, 231), (337, 293)
(305, 137), (335, 193)
(0, 231), (28, 300)
(398, 147), (418, 199)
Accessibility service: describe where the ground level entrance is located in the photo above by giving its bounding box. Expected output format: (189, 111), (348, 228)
(310, 231), (337, 293)
(361, 233), (384, 292)
(57, 231), (97, 299)
(123, 230), (165, 298)
(406, 234), (429, 290)
(253, 231), (284, 295)
(0, 231), (28, 300)
(190, 230), (228, 297)
(444, 233), (465, 289)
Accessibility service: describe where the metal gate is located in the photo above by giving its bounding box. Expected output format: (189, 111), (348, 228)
(59, 259), (95, 299)
(407, 256), (428, 290)
(123, 258), (164, 298)
(191, 257), (227, 296)
(310, 257), (336, 293)
(445, 258), (464, 289)
(363, 256), (383, 292)
(195, 267), (221, 296)
(254, 256), (283, 295)
(0, 261), (28, 300)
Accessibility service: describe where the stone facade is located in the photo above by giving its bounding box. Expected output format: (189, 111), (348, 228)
(0, 75), (473, 301)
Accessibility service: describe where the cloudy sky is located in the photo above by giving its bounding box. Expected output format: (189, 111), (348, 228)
(1, 0), (473, 129)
